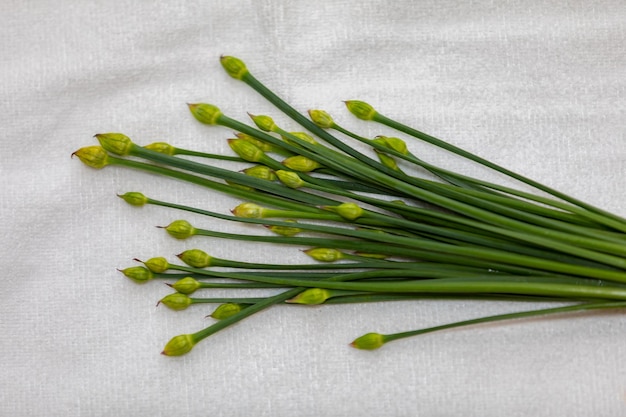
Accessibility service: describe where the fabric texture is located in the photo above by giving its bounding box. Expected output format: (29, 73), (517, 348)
(1, 1), (625, 416)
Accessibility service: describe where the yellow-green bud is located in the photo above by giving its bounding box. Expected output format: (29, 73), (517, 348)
(375, 150), (400, 171)
(380, 136), (408, 155)
(188, 103), (222, 125)
(210, 303), (249, 320)
(308, 109), (335, 129)
(177, 249), (212, 268)
(266, 220), (302, 237)
(228, 139), (264, 162)
(72, 146), (110, 169)
(345, 100), (377, 121)
(282, 155), (322, 172)
(120, 266), (154, 284)
(164, 220), (196, 240)
(170, 277), (202, 295)
(94, 133), (133, 156)
(283, 131), (318, 146)
(275, 170), (305, 188)
(242, 165), (277, 181)
(235, 133), (273, 152)
(144, 142), (175, 155)
(117, 192), (148, 207)
(327, 202), (364, 220)
(162, 334), (195, 356)
(159, 293), (192, 311)
(231, 202), (266, 218)
(144, 257), (169, 273)
(287, 288), (331, 305)
(249, 114), (277, 132)
(304, 248), (344, 262)
(220, 55), (249, 80)
(350, 332), (385, 350)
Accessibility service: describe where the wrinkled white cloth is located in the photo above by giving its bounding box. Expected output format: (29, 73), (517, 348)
(1, 1), (625, 416)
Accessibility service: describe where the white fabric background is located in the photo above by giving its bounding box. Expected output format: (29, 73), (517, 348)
(1, 0), (625, 416)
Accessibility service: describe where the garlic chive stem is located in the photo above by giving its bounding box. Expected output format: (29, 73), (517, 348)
(192, 228), (626, 282)
(379, 301), (626, 347)
(175, 148), (245, 162)
(372, 112), (626, 226)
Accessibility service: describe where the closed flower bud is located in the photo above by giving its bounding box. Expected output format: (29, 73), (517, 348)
(162, 334), (196, 356)
(164, 220), (196, 239)
(231, 202), (266, 218)
(325, 202), (364, 220)
(275, 170), (305, 188)
(235, 133), (274, 152)
(117, 192), (148, 207)
(95, 133), (133, 156)
(282, 155), (322, 172)
(188, 103), (222, 125)
(120, 266), (154, 284)
(249, 114), (277, 132)
(380, 136), (408, 155)
(72, 146), (110, 169)
(177, 249), (212, 268)
(228, 139), (264, 162)
(144, 257), (169, 273)
(242, 165), (277, 181)
(144, 142), (175, 155)
(287, 288), (331, 305)
(210, 303), (250, 320)
(266, 220), (302, 237)
(159, 293), (192, 311)
(308, 109), (335, 129)
(375, 150), (400, 171)
(350, 332), (385, 350)
(283, 131), (318, 146)
(345, 100), (377, 121)
(171, 277), (202, 295)
(220, 56), (248, 80)
(304, 248), (344, 262)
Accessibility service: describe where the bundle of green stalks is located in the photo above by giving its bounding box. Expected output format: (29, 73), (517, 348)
(73, 56), (626, 356)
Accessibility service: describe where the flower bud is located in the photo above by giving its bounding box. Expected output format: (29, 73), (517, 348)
(275, 170), (305, 188)
(159, 293), (192, 311)
(164, 220), (196, 240)
(283, 131), (318, 146)
(95, 133), (133, 156)
(220, 56), (249, 80)
(144, 257), (169, 273)
(379, 136), (408, 155)
(171, 277), (202, 295)
(162, 334), (195, 356)
(117, 192), (148, 207)
(282, 155), (321, 172)
(120, 266), (154, 284)
(345, 100), (377, 121)
(144, 142), (176, 155)
(231, 202), (266, 218)
(177, 249), (212, 268)
(249, 114), (277, 132)
(72, 146), (110, 169)
(228, 139), (264, 162)
(303, 248), (344, 262)
(350, 332), (385, 350)
(242, 165), (277, 181)
(235, 133), (273, 152)
(287, 288), (331, 305)
(210, 303), (250, 320)
(308, 109), (335, 129)
(324, 202), (364, 220)
(188, 103), (222, 125)
(265, 220), (302, 237)
(375, 150), (400, 171)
